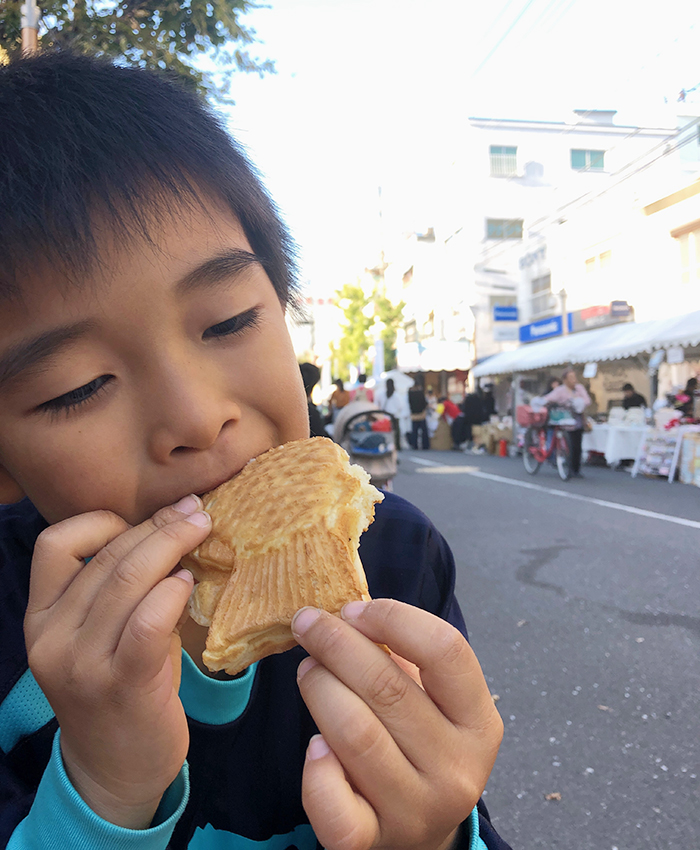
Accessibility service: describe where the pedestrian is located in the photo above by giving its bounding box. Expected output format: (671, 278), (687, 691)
(382, 377), (410, 450)
(328, 378), (350, 422)
(408, 376), (430, 449)
(352, 372), (374, 403)
(299, 362), (326, 437)
(622, 383), (647, 410)
(0, 52), (509, 850)
(542, 367), (591, 477)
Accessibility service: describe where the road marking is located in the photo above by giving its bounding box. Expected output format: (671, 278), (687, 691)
(407, 456), (445, 467)
(407, 461), (700, 531)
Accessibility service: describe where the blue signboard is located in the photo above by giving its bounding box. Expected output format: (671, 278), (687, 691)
(493, 305), (519, 322)
(519, 314), (570, 343)
(610, 300), (631, 317)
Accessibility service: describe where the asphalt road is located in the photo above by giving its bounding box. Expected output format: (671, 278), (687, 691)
(391, 449), (700, 850)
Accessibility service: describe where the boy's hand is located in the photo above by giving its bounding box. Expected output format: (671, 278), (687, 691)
(24, 497), (211, 830)
(292, 600), (503, 850)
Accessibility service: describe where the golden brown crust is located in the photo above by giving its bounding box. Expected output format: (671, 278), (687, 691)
(181, 437), (383, 675)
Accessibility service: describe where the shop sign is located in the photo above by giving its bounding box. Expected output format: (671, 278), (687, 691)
(519, 315), (566, 343)
(568, 303), (634, 333)
(610, 300), (631, 317)
(493, 305), (519, 322)
(493, 324), (519, 342)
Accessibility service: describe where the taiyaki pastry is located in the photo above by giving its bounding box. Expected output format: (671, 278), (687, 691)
(181, 437), (384, 675)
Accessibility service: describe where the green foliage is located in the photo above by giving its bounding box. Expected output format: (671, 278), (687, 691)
(331, 283), (404, 381)
(0, 0), (273, 97)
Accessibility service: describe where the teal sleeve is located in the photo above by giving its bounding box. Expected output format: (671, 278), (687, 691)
(7, 730), (188, 850)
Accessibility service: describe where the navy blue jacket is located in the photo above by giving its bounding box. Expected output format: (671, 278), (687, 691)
(0, 494), (512, 849)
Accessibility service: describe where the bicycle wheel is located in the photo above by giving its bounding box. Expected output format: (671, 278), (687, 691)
(556, 430), (571, 481)
(523, 428), (541, 475)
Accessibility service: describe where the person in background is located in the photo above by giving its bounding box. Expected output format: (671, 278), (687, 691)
(622, 383), (647, 410)
(408, 376), (430, 449)
(460, 391), (486, 452)
(352, 373), (374, 403)
(382, 378), (409, 451)
(328, 378), (350, 422)
(675, 376), (698, 418)
(299, 362), (326, 437)
(545, 377), (561, 394)
(542, 367), (591, 477)
(425, 385), (439, 439)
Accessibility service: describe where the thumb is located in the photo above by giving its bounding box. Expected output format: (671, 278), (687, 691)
(302, 735), (378, 850)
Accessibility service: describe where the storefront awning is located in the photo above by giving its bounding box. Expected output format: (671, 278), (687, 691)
(472, 309), (700, 377)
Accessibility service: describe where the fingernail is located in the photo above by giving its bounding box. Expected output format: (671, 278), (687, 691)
(173, 494), (201, 515)
(341, 600), (368, 620)
(173, 568), (194, 585)
(185, 510), (211, 528)
(292, 607), (321, 636)
(297, 656), (318, 681)
(307, 734), (330, 761)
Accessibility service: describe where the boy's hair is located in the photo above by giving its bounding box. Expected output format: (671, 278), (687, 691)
(0, 52), (297, 303)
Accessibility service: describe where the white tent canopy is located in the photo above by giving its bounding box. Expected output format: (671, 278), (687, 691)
(472, 309), (700, 378)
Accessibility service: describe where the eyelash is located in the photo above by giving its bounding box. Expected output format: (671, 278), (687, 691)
(202, 307), (261, 340)
(38, 375), (113, 417)
(37, 308), (261, 416)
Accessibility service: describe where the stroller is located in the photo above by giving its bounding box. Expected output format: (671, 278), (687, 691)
(339, 409), (399, 492)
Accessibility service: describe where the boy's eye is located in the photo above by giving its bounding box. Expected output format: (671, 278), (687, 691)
(38, 374), (113, 415)
(203, 308), (261, 340)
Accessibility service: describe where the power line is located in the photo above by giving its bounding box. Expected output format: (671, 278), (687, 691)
(470, 0), (539, 79)
(475, 124), (700, 267)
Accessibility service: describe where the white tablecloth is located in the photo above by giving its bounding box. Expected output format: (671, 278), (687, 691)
(582, 424), (648, 466)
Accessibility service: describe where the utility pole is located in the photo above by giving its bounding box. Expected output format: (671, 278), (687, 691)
(20, 0), (40, 54)
(559, 288), (568, 336)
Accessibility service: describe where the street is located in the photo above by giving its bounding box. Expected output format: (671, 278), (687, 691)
(392, 450), (700, 849)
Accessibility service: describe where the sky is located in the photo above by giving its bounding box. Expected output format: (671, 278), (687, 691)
(213, 0), (700, 295)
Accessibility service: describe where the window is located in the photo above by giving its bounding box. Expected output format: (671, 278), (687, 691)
(486, 218), (523, 239)
(531, 274), (552, 316)
(490, 145), (517, 177)
(571, 149), (605, 171)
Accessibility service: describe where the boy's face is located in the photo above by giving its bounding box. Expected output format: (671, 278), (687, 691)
(0, 202), (309, 525)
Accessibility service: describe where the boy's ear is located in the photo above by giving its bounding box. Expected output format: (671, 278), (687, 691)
(0, 465), (26, 505)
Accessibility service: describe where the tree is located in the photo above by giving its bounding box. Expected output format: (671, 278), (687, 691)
(331, 283), (404, 381)
(0, 0), (273, 97)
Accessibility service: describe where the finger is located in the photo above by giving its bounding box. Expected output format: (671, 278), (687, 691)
(340, 599), (498, 730)
(297, 656), (423, 811)
(293, 608), (449, 768)
(53, 495), (204, 618)
(302, 734), (379, 850)
(81, 512), (211, 654)
(26, 510), (131, 625)
(113, 568), (195, 685)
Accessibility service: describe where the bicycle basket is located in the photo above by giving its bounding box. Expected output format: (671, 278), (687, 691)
(516, 405), (548, 427)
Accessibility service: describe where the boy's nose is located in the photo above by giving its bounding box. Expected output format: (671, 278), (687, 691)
(145, 366), (241, 460)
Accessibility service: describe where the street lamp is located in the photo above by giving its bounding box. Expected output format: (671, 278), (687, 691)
(20, 0), (40, 54)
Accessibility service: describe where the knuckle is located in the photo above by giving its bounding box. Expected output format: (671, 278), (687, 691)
(127, 608), (163, 647)
(364, 660), (411, 711)
(343, 713), (384, 762)
(112, 552), (149, 590)
(435, 623), (469, 667)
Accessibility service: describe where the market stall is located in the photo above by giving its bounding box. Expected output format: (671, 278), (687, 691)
(471, 309), (700, 481)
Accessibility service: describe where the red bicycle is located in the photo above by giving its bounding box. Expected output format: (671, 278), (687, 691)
(517, 404), (574, 481)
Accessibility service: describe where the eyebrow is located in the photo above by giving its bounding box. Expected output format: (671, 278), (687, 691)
(0, 249), (262, 393)
(175, 248), (262, 295)
(0, 321), (96, 392)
